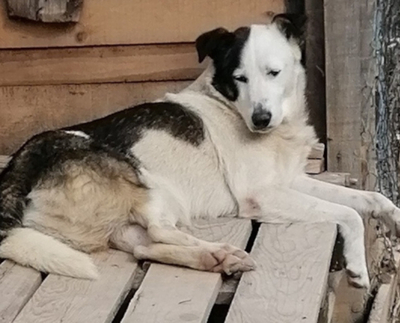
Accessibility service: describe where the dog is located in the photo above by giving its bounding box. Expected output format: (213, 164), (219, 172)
(0, 14), (399, 289)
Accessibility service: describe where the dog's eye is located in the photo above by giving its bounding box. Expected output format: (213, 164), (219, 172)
(267, 70), (280, 77)
(234, 75), (248, 83)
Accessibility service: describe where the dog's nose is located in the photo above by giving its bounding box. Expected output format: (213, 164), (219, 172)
(252, 110), (272, 129)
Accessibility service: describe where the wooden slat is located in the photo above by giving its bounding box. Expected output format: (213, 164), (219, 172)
(367, 252), (400, 323)
(225, 223), (337, 323)
(0, 0), (285, 49)
(0, 81), (190, 155)
(305, 158), (325, 175)
(325, 0), (375, 190)
(0, 261), (42, 323)
(121, 218), (252, 323)
(311, 172), (351, 187)
(13, 250), (138, 323)
(0, 44), (203, 86)
(308, 143), (325, 159)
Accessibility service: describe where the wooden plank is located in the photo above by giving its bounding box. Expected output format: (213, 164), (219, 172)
(0, 81), (190, 155)
(121, 218), (252, 323)
(7, 0), (83, 23)
(306, 158), (325, 175)
(0, 261), (42, 323)
(311, 172), (351, 187)
(13, 250), (138, 323)
(0, 44), (204, 86)
(0, 0), (285, 49)
(225, 223), (337, 323)
(308, 143), (325, 159)
(325, 0), (375, 190)
(367, 251), (400, 323)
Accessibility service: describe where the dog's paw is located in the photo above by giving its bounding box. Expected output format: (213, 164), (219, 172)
(346, 265), (370, 289)
(203, 245), (256, 275)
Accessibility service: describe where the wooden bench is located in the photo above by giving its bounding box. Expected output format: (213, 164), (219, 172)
(0, 218), (337, 323)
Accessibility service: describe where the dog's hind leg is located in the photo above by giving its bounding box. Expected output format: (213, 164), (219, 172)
(110, 225), (255, 275)
(133, 243), (255, 275)
(292, 175), (400, 236)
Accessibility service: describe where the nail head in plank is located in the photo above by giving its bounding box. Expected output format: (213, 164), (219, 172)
(0, 261), (42, 323)
(225, 223), (337, 323)
(122, 218), (252, 323)
(13, 250), (138, 323)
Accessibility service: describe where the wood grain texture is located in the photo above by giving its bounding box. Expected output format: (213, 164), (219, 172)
(325, 0), (375, 190)
(367, 252), (400, 323)
(13, 250), (138, 323)
(305, 158), (325, 175)
(308, 143), (325, 159)
(225, 223), (337, 323)
(0, 261), (42, 323)
(0, 0), (284, 49)
(0, 81), (190, 155)
(311, 172), (351, 187)
(0, 44), (203, 86)
(121, 218), (252, 323)
(7, 0), (83, 22)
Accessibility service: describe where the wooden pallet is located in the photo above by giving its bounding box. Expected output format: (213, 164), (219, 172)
(0, 218), (336, 323)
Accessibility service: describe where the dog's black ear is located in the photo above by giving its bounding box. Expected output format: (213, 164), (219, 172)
(195, 28), (233, 63)
(272, 13), (307, 43)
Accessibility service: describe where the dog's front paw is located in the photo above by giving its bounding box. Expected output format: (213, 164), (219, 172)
(346, 264), (370, 289)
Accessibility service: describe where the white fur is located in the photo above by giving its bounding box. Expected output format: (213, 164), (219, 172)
(64, 130), (90, 139)
(0, 228), (98, 279)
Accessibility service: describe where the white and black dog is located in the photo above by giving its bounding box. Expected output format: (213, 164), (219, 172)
(0, 14), (398, 289)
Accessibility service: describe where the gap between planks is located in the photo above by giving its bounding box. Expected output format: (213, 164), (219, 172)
(120, 218), (252, 323)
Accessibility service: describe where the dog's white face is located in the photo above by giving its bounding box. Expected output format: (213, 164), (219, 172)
(196, 14), (305, 133)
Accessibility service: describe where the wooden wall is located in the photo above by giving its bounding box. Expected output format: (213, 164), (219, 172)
(0, 0), (285, 155)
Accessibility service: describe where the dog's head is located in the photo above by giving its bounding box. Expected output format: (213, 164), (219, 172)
(196, 14), (307, 133)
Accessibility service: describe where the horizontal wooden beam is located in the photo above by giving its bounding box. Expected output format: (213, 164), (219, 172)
(0, 44), (204, 86)
(0, 81), (191, 155)
(0, 0), (285, 49)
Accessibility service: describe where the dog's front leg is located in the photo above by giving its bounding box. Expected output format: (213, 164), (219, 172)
(292, 175), (400, 235)
(240, 187), (369, 288)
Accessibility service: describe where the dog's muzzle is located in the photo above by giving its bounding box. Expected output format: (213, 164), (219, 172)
(251, 106), (272, 130)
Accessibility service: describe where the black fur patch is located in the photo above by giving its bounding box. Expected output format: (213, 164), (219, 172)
(67, 101), (205, 151)
(196, 27), (250, 101)
(0, 101), (204, 241)
(0, 131), (142, 240)
(272, 13), (307, 47)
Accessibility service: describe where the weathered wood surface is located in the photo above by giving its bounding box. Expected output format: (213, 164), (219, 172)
(368, 251), (400, 323)
(0, 44), (204, 86)
(305, 158), (325, 175)
(0, 0), (284, 49)
(325, 0), (375, 190)
(7, 0), (83, 23)
(311, 172), (351, 187)
(13, 250), (138, 323)
(121, 218), (252, 323)
(225, 223), (337, 323)
(308, 143), (325, 159)
(0, 261), (42, 323)
(0, 81), (190, 155)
